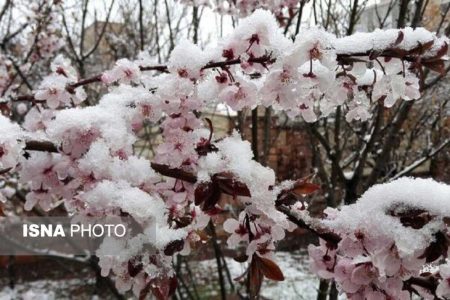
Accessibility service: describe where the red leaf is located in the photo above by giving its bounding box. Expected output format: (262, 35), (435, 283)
(128, 260), (143, 277)
(422, 60), (445, 75)
(436, 43), (448, 58)
(163, 239), (185, 256)
(394, 31), (404, 46)
(202, 184), (221, 212)
(194, 182), (214, 206)
(254, 255), (285, 281)
(410, 40), (434, 55)
(292, 182), (320, 196)
(418, 231), (448, 263)
(139, 283), (152, 300)
(249, 257), (263, 298)
(275, 192), (302, 207)
(214, 172), (251, 197)
(145, 276), (177, 300)
(168, 276), (178, 298)
(214, 173), (235, 195)
(233, 253), (249, 263)
(233, 182), (251, 197)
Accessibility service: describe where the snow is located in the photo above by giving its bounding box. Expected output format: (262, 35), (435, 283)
(80, 180), (166, 222)
(0, 251), (329, 300)
(101, 58), (141, 85)
(0, 115), (24, 170)
(324, 177), (450, 257)
(168, 39), (212, 79)
(335, 27), (435, 54)
(78, 141), (158, 187)
(221, 9), (291, 58)
(46, 106), (135, 156)
(289, 27), (337, 69)
(192, 250), (344, 299)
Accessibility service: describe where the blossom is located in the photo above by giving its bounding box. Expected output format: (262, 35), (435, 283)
(346, 91), (371, 122)
(168, 39), (210, 80)
(0, 115), (23, 170)
(101, 59), (141, 85)
(308, 240), (336, 279)
(223, 212), (249, 248)
(34, 69), (86, 109)
(437, 264), (450, 298)
(218, 79), (258, 110)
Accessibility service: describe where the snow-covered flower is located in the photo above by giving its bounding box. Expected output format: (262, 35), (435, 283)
(437, 264), (450, 298)
(101, 58), (141, 85)
(0, 115), (23, 171)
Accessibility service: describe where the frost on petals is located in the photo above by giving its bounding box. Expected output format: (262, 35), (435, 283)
(101, 58), (141, 85)
(310, 178), (450, 298)
(437, 264), (450, 298)
(168, 39), (212, 80)
(34, 56), (86, 109)
(0, 115), (23, 171)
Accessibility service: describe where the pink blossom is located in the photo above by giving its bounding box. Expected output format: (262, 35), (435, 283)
(101, 59), (141, 85)
(437, 264), (450, 298)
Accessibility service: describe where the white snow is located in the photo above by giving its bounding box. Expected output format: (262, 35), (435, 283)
(324, 177), (450, 257)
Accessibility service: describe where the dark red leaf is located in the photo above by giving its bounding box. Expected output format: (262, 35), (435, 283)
(146, 276), (177, 300)
(233, 253), (249, 263)
(214, 172), (251, 197)
(418, 231), (448, 263)
(164, 239), (185, 256)
(422, 60), (445, 75)
(214, 173), (235, 195)
(233, 182), (251, 197)
(168, 276), (178, 297)
(249, 257), (263, 298)
(173, 215), (193, 228)
(202, 184), (222, 212)
(390, 208), (432, 229)
(275, 192), (303, 207)
(194, 182), (214, 206)
(254, 255), (285, 281)
(394, 31), (404, 46)
(436, 43), (449, 58)
(409, 40), (434, 55)
(292, 182), (320, 196)
(128, 260), (143, 277)
(139, 283), (152, 300)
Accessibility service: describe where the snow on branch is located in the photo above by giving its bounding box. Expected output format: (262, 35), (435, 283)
(310, 178), (450, 299)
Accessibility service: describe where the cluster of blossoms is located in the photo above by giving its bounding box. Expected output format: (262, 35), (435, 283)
(0, 116), (24, 172)
(0, 116), (23, 203)
(26, 2), (64, 62)
(34, 55), (87, 109)
(1, 9), (450, 299)
(309, 178), (450, 299)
